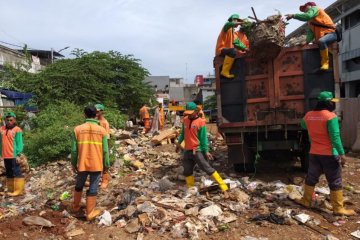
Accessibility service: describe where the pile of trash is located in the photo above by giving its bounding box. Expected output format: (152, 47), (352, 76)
(248, 14), (286, 60)
(1, 125), (359, 239)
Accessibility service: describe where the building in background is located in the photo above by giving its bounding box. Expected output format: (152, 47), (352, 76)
(285, 0), (360, 97)
(145, 76), (170, 93)
(194, 75), (216, 104)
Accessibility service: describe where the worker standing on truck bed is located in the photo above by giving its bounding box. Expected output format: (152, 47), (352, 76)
(215, 14), (249, 78)
(285, 2), (338, 71)
(296, 91), (355, 216)
(176, 102), (229, 198)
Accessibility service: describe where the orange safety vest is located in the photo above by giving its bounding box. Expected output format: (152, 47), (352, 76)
(215, 25), (236, 56)
(159, 107), (164, 127)
(99, 118), (110, 139)
(140, 106), (150, 120)
(304, 110), (336, 156)
(308, 7), (335, 41)
(74, 122), (107, 172)
(236, 31), (250, 54)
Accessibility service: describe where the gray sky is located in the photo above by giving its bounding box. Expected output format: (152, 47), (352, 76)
(0, 0), (335, 82)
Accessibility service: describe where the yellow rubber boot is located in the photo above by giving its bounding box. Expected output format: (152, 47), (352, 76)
(221, 56), (235, 78)
(100, 172), (110, 189)
(185, 175), (195, 188)
(72, 191), (82, 212)
(295, 184), (314, 208)
(320, 48), (329, 70)
(330, 190), (356, 216)
(211, 171), (228, 192)
(7, 178), (24, 197)
(6, 178), (14, 193)
(86, 196), (101, 221)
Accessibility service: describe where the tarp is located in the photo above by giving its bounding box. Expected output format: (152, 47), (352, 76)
(0, 89), (32, 100)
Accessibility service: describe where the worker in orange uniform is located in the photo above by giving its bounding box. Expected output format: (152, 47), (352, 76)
(158, 103), (165, 130)
(95, 104), (111, 189)
(296, 92), (355, 216)
(216, 14), (249, 78)
(71, 106), (109, 221)
(139, 103), (151, 133)
(286, 2), (338, 71)
(1, 112), (24, 196)
(177, 102), (229, 198)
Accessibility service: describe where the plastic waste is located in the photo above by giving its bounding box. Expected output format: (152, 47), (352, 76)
(23, 216), (55, 227)
(250, 213), (285, 225)
(117, 189), (141, 210)
(60, 191), (70, 201)
(98, 210), (112, 226)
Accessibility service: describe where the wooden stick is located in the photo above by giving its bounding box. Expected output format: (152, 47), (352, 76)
(251, 7), (259, 22)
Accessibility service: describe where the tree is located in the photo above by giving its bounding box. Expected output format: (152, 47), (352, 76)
(203, 94), (217, 110)
(1, 50), (155, 114)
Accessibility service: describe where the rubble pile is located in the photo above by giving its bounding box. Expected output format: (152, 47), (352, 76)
(248, 14), (286, 60)
(0, 126), (359, 239)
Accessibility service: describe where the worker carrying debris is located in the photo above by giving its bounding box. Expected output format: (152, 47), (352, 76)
(95, 104), (111, 189)
(285, 2), (338, 71)
(296, 91), (356, 216)
(71, 105), (110, 221)
(139, 103), (151, 134)
(1, 112), (24, 197)
(215, 14), (249, 78)
(176, 102), (229, 198)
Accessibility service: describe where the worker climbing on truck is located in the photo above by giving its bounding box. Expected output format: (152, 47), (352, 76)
(285, 2), (338, 71)
(176, 102), (229, 198)
(295, 91), (355, 216)
(215, 14), (249, 78)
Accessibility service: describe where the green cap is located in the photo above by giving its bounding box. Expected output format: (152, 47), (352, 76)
(184, 102), (198, 115)
(228, 14), (242, 22)
(4, 112), (16, 118)
(95, 104), (105, 111)
(317, 91), (339, 102)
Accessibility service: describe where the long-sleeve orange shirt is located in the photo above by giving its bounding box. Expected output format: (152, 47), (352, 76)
(0, 126), (23, 159)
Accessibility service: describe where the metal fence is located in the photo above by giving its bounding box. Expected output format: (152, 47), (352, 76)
(340, 98), (360, 149)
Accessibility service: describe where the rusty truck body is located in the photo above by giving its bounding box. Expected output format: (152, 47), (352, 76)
(214, 45), (340, 171)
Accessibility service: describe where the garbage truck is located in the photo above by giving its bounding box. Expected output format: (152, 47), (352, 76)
(214, 44), (340, 171)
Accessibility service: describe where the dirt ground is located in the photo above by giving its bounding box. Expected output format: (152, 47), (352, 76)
(1, 126), (360, 240)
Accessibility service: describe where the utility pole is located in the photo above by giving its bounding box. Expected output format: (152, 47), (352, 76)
(51, 48), (54, 63)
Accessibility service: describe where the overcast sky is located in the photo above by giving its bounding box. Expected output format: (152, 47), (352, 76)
(0, 0), (335, 82)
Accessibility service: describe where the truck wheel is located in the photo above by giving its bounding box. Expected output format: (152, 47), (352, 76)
(300, 152), (309, 172)
(234, 163), (255, 173)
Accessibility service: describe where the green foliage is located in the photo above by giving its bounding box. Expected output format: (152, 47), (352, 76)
(3, 50), (155, 114)
(203, 95), (217, 110)
(24, 101), (83, 166)
(104, 108), (126, 129)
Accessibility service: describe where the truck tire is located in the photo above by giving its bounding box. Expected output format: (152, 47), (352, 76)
(234, 163), (255, 173)
(300, 153), (309, 172)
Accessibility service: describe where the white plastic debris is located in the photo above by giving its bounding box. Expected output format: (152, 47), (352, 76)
(98, 210), (112, 226)
(351, 230), (360, 239)
(315, 186), (330, 195)
(199, 205), (223, 217)
(294, 213), (311, 223)
(23, 216), (55, 227)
